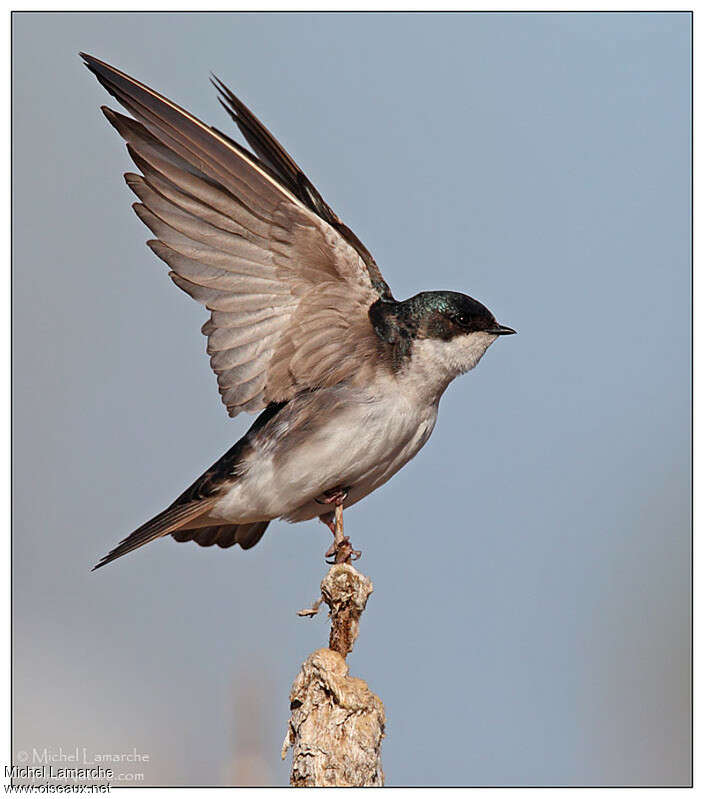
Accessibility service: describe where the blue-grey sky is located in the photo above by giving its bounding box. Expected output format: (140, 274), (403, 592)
(13, 11), (691, 787)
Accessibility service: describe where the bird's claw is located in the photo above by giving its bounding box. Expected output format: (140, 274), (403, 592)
(315, 486), (349, 506)
(324, 536), (362, 565)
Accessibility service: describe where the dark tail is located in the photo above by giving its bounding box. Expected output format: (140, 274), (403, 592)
(93, 402), (285, 570)
(92, 499), (213, 570)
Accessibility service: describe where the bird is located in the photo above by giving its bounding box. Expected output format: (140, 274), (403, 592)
(82, 53), (516, 570)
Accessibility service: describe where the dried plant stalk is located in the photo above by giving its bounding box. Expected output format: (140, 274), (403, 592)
(283, 563), (385, 787)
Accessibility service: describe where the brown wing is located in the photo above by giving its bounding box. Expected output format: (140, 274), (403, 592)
(81, 54), (393, 417)
(210, 75), (392, 300)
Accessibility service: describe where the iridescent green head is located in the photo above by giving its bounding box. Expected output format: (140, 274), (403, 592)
(370, 290), (515, 351)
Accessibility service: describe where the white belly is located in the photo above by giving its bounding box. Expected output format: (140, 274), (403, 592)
(210, 385), (438, 524)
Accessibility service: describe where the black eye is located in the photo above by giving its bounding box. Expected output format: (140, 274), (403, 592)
(454, 314), (470, 327)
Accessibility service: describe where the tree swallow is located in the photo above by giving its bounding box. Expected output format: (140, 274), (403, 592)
(82, 54), (516, 570)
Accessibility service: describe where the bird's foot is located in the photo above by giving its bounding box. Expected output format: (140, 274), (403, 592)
(315, 485), (349, 506)
(317, 486), (358, 563)
(324, 536), (362, 565)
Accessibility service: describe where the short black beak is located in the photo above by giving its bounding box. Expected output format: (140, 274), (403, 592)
(486, 324), (516, 336)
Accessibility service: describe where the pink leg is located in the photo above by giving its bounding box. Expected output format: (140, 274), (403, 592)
(316, 486), (361, 564)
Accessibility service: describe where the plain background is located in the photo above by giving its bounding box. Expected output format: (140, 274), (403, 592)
(12, 11), (691, 787)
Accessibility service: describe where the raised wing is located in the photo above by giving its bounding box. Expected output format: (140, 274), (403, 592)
(210, 76), (392, 300)
(81, 54), (393, 416)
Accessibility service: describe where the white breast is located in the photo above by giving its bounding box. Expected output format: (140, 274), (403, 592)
(209, 332), (496, 526)
(210, 379), (439, 524)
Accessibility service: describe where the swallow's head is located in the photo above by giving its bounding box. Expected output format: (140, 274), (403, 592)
(370, 291), (515, 395)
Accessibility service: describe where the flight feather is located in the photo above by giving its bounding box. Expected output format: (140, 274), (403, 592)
(81, 53), (393, 417)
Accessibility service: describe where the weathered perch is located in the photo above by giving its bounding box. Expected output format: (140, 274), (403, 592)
(282, 563), (385, 787)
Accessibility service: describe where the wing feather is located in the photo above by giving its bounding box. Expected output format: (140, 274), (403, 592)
(125, 172), (261, 243)
(82, 53), (393, 416)
(126, 138), (273, 238)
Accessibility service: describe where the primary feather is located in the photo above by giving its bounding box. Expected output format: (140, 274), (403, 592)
(81, 53), (393, 418)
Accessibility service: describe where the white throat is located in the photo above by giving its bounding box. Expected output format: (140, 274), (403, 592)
(400, 332), (498, 404)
